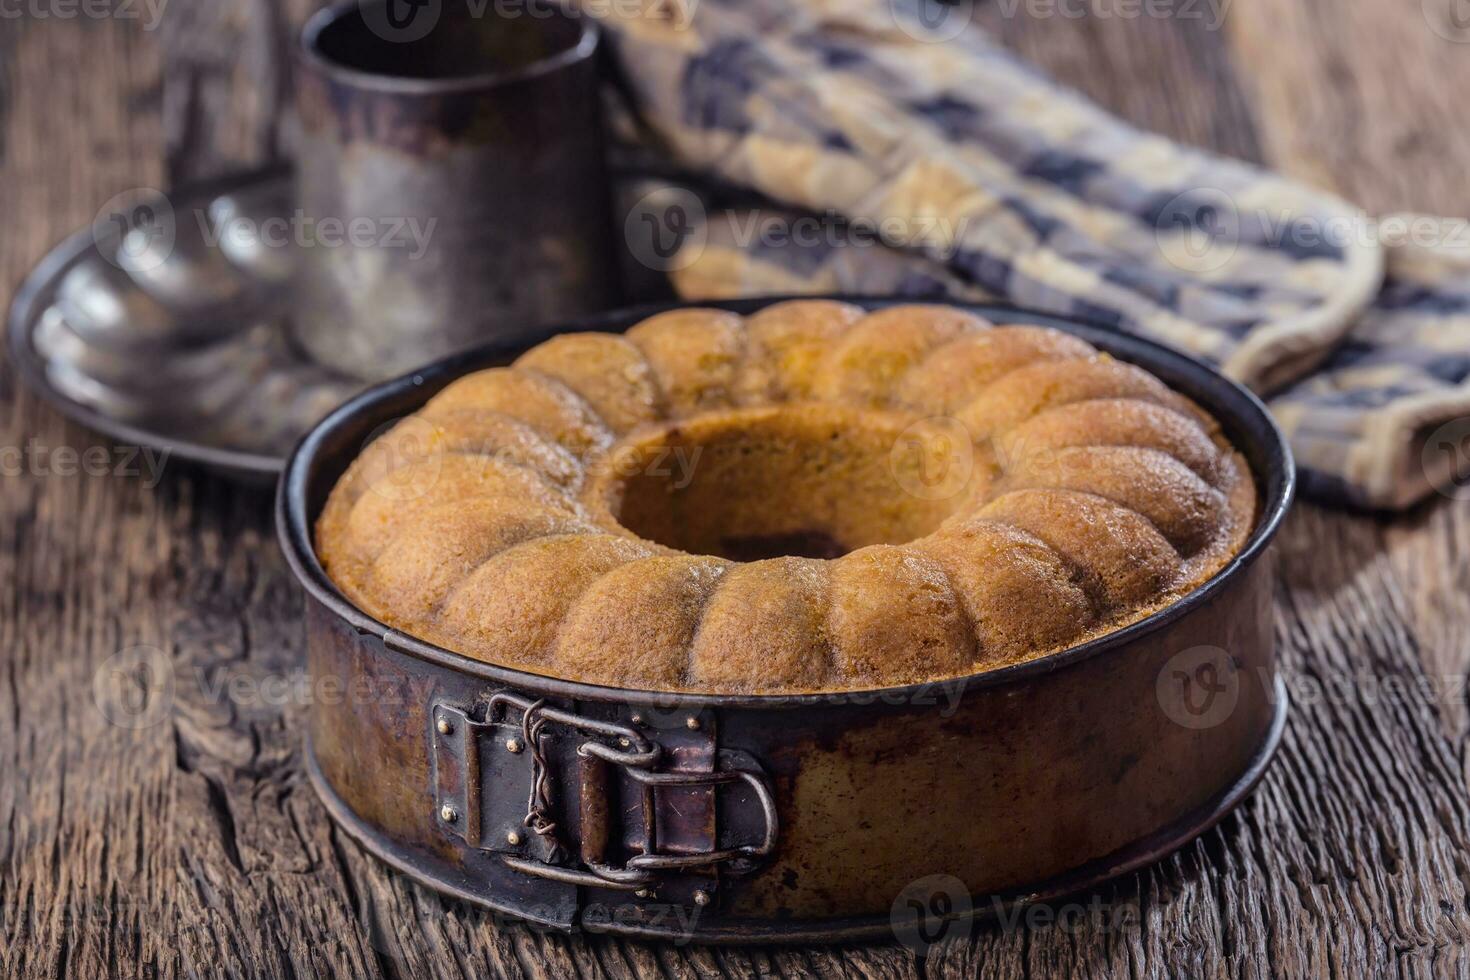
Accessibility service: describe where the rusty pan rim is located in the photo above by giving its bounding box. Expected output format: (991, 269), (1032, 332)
(302, 676), (1289, 943)
(275, 296), (1296, 710)
(298, 0), (600, 98)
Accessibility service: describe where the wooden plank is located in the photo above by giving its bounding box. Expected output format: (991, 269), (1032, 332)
(3, 2), (1470, 978)
(975, 0), (1266, 163)
(1227, 0), (1470, 214)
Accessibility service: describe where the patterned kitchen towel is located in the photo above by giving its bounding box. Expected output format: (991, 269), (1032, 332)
(586, 0), (1470, 509)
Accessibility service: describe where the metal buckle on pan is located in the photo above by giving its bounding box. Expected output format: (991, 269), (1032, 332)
(431, 692), (778, 902)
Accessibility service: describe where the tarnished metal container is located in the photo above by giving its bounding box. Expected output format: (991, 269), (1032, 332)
(276, 298), (1293, 943)
(294, 0), (619, 380)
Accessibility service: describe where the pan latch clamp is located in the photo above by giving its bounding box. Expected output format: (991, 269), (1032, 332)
(430, 691), (778, 906)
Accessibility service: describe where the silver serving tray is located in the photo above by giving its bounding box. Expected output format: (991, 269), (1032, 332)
(7, 168), (362, 483)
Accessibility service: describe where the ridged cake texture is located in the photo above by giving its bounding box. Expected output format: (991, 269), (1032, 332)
(316, 302), (1255, 693)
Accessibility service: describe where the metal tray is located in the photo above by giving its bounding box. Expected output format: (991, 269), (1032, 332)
(7, 168), (360, 483)
(276, 297), (1295, 944)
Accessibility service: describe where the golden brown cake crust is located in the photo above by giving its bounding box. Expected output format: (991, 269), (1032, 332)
(316, 302), (1259, 694)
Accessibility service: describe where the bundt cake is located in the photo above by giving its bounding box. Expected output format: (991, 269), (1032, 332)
(315, 302), (1256, 693)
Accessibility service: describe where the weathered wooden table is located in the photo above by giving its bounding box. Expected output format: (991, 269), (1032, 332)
(5, 2), (1470, 977)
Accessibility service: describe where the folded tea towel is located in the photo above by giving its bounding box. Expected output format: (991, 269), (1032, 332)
(587, 0), (1470, 509)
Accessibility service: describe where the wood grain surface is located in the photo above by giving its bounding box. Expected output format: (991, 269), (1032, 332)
(4, 2), (1470, 977)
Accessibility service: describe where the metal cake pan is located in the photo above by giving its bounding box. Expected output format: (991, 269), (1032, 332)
(275, 297), (1295, 944)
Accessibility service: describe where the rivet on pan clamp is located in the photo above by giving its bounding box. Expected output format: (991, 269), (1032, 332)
(685, 716), (701, 731)
(692, 890), (711, 907)
(436, 717), (454, 736)
(440, 804), (458, 823)
(634, 888), (654, 899)
(506, 830), (522, 846)
(506, 737), (524, 753)
(629, 713), (645, 726)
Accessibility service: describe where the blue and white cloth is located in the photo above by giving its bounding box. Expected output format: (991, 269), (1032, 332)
(588, 0), (1470, 509)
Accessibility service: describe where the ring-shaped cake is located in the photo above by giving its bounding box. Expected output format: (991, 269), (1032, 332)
(315, 301), (1255, 693)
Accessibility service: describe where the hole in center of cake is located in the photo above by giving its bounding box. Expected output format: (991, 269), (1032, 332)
(607, 405), (969, 562)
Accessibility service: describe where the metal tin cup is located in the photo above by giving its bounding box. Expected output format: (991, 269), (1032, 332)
(295, 0), (619, 381)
